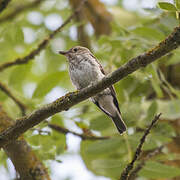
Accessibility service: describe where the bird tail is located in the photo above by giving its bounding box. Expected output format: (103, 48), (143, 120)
(112, 113), (127, 134)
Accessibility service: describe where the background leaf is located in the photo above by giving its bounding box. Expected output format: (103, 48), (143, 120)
(139, 161), (180, 178)
(33, 71), (69, 98)
(158, 2), (177, 11)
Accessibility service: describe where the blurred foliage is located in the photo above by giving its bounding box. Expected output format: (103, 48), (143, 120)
(0, 0), (180, 179)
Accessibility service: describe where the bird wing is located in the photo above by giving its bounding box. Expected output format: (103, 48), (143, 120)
(91, 99), (112, 117)
(89, 53), (121, 113)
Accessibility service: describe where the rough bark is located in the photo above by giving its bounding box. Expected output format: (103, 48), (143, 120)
(0, 105), (50, 180)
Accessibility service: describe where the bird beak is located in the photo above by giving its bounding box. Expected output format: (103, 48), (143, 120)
(59, 50), (68, 55)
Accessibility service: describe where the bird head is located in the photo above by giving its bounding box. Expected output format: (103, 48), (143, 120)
(59, 46), (91, 60)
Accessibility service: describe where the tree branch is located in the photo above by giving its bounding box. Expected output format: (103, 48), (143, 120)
(0, 105), (51, 180)
(0, 0), (43, 23)
(128, 145), (164, 180)
(120, 114), (161, 180)
(0, 82), (26, 116)
(0, 0), (11, 14)
(48, 123), (109, 140)
(0, 25), (180, 148)
(0, 0), (87, 72)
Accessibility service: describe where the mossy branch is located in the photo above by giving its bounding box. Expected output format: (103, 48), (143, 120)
(0, 25), (180, 148)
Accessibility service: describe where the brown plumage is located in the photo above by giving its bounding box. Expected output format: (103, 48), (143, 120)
(59, 46), (127, 134)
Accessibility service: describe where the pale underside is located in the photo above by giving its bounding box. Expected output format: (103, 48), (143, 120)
(69, 53), (104, 89)
(68, 53), (118, 117)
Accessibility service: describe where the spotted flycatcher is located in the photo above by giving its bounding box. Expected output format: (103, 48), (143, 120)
(59, 46), (126, 134)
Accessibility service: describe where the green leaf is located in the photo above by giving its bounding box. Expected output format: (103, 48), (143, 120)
(92, 159), (122, 169)
(121, 102), (142, 126)
(154, 122), (175, 137)
(84, 137), (124, 156)
(145, 101), (158, 122)
(158, 2), (177, 11)
(80, 138), (127, 178)
(132, 27), (165, 40)
(51, 115), (64, 126)
(91, 159), (125, 178)
(139, 161), (180, 178)
(9, 63), (32, 90)
(0, 91), (7, 101)
(1, 24), (24, 46)
(89, 115), (112, 131)
(158, 99), (180, 119)
(28, 128), (66, 160)
(175, 0), (180, 9)
(166, 49), (180, 65)
(33, 71), (69, 98)
(148, 65), (164, 98)
(0, 151), (8, 167)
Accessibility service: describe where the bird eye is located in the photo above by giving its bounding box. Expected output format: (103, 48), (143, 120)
(73, 48), (78, 52)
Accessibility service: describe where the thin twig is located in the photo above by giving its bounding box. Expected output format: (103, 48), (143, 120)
(0, 23), (180, 147)
(128, 145), (164, 180)
(0, 82), (26, 116)
(0, 0), (11, 14)
(0, 0), (87, 72)
(156, 68), (176, 98)
(0, 0), (43, 23)
(120, 114), (161, 180)
(48, 123), (109, 140)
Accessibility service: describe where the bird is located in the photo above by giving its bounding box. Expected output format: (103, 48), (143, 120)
(59, 46), (127, 134)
